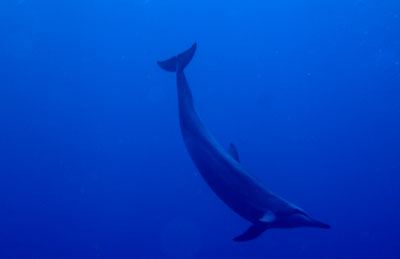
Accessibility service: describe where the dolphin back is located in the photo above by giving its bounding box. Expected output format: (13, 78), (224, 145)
(157, 43), (197, 72)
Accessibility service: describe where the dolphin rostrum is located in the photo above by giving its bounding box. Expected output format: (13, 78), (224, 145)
(158, 43), (330, 241)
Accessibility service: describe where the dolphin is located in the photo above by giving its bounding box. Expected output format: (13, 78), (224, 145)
(158, 43), (330, 241)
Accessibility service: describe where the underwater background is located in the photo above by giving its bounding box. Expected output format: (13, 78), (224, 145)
(1, 0), (399, 258)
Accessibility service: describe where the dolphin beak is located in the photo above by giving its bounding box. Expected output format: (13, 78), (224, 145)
(295, 213), (331, 229)
(308, 217), (331, 229)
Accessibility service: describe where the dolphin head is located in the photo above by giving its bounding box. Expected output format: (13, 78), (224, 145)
(272, 209), (331, 229)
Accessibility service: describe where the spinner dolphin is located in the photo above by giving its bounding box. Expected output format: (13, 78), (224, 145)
(158, 43), (330, 241)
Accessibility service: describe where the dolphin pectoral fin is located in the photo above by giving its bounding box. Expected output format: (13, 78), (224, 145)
(227, 143), (240, 162)
(233, 224), (268, 242)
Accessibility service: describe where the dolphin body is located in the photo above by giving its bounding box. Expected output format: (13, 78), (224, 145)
(158, 43), (330, 241)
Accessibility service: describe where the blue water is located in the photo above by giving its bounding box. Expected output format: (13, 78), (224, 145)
(1, 0), (399, 258)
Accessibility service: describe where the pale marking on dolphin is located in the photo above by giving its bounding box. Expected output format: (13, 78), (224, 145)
(260, 211), (276, 223)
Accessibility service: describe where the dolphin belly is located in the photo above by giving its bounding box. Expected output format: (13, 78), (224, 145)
(181, 130), (284, 223)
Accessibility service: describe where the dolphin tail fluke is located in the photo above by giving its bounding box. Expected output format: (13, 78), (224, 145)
(157, 43), (197, 72)
(233, 224), (269, 242)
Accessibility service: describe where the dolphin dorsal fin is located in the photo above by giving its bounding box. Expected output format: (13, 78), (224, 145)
(227, 143), (240, 162)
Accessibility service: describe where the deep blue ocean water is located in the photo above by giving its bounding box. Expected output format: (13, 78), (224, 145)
(1, 0), (399, 258)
